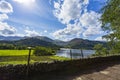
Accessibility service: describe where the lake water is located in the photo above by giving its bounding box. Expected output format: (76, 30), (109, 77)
(56, 48), (95, 59)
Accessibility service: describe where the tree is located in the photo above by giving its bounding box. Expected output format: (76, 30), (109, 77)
(33, 46), (55, 56)
(101, 0), (120, 54)
(94, 44), (103, 56)
(101, 0), (120, 32)
(93, 44), (109, 56)
(101, 47), (109, 56)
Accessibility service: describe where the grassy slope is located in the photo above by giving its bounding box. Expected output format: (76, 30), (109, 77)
(0, 50), (70, 66)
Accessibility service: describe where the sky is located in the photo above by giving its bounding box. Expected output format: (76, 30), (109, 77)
(0, 0), (107, 41)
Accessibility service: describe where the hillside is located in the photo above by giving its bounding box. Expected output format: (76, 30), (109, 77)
(66, 38), (106, 49)
(0, 36), (106, 49)
(14, 37), (58, 47)
(0, 37), (59, 49)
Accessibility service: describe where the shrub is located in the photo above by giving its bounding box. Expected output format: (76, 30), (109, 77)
(33, 46), (55, 56)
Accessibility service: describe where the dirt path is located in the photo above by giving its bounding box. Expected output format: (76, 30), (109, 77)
(74, 64), (120, 80)
(29, 61), (120, 80)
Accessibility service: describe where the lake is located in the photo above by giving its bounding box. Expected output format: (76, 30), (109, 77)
(56, 48), (95, 59)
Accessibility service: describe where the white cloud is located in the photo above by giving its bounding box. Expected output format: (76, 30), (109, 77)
(0, 0), (16, 36)
(0, 22), (16, 36)
(80, 11), (101, 28)
(83, 27), (103, 37)
(0, 0), (13, 13)
(0, 14), (8, 21)
(80, 11), (103, 37)
(25, 29), (41, 37)
(53, 23), (83, 40)
(53, 0), (89, 24)
(54, 2), (60, 9)
(95, 36), (107, 41)
(52, 0), (103, 41)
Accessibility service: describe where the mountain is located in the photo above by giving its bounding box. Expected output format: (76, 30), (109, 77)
(53, 39), (68, 46)
(14, 37), (59, 48)
(0, 36), (106, 49)
(0, 36), (66, 46)
(67, 38), (106, 49)
(34, 36), (54, 43)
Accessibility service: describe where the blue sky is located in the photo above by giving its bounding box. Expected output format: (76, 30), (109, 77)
(0, 0), (107, 41)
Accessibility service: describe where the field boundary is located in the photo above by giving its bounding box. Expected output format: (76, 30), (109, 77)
(0, 55), (120, 80)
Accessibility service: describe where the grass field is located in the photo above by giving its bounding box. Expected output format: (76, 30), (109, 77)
(0, 50), (69, 66)
(0, 50), (33, 56)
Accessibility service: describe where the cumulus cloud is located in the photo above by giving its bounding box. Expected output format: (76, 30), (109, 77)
(0, 0), (13, 13)
(80, 11), (101, 28)
(53, 0), (89, 24)
(25, 29), (41, 37)
(0, 22), (16, 36)
(53, 23), (83, 40)
(0, 14), (8, 21)
(52, 0), (103, 41)
(80, 11), (103, 37)
(95, 36), (107, 41)
(0, 0), (16, 36)
(83, 27), (103, 37)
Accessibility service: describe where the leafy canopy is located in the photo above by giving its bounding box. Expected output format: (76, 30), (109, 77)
(101, 0), (120, 39)
(101, 0), (120, 54)
(33, 46), (55, 56)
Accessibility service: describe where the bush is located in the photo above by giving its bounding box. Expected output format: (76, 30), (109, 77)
(33, 46), (55, 56)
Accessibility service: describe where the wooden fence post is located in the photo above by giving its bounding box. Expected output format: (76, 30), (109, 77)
(70, 49), (72, 60)
(26, 47), (32, 78)
(81, 49), (84, 58)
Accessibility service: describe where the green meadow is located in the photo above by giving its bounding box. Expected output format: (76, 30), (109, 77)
(0, 50), (33, 56)
(0, 50), (69, 66)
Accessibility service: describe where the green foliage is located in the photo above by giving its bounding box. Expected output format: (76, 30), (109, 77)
(33, 46), (55, 56)
(101, 47), (109, 56)
(108, 41), (120, 54)
(0, 43), (27, 50)
(94, 44), (103, 56)
(0, 44), (14, 50)
(93, 44), (109, 56)
(101, 0), (120, 54)
(101, 0), (120, 32)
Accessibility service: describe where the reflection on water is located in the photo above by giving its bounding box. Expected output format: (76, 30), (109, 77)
(56, 48), (95, 59)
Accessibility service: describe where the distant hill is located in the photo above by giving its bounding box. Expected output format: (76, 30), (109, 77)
(0, 36), (66, 46)
(53, 40), (68, 46)
(0, 38), (59, 49)
(0, 36), (106, 49)
(14, 37), (58, 48)
(67, 38), (106, 49)
(34, 36), (54, 43)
